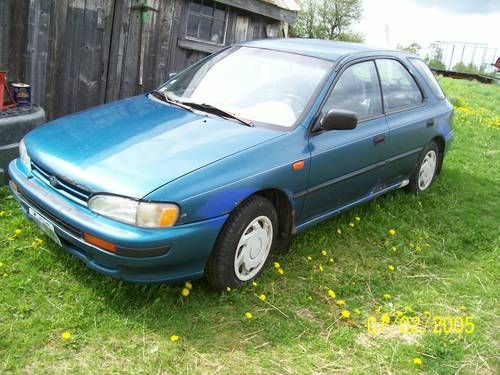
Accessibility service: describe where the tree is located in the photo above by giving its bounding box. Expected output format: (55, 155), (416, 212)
(290, 0), (364, 42)
(396, 42), (422, 54)
(425, 46), (446, 70)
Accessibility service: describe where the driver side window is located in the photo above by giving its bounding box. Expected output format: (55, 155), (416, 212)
(323, 61), (382, 120)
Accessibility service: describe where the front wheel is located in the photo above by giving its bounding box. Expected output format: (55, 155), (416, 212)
(406, 141), (440, 193)
(205, 196), (277, 290)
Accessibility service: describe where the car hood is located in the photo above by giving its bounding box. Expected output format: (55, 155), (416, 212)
(25, 95), (283, 198)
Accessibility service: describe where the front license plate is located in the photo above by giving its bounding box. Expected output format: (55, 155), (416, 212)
(28, 207), (62, 247)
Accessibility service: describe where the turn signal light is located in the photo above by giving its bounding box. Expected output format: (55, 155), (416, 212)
(83, 232), (117, 253)
(292, 160), (305, 171)
(10, 180), (19, 193)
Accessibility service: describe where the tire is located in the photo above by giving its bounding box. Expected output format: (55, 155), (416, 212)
(406, 141), (440, 193)
(205, 195), (277, 290)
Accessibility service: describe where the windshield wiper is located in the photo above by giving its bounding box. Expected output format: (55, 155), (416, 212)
(180, 102), (254, 127)
(151, 90), (194, 112)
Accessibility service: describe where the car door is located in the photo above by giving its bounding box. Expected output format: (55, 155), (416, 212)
(302, 60), (389, 221)
(375, 58), (431, 185)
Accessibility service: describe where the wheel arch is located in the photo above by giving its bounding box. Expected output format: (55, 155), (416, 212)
(253, 188), (294, 252)
(431, 135), (445, 174)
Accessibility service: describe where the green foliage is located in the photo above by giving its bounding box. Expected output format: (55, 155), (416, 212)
(0, 78), (499, 373)
(452, 61), (486, 74)
(396, 42), (422, 54)
(290, 0), (364, 42)
(425, 46), (446, 70)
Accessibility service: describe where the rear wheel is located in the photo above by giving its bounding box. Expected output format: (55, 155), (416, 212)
(205, 196), (277, 290)
(406, 141), (440, 193)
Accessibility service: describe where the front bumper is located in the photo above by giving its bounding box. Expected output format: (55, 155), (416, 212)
(8, 159), (228, 283)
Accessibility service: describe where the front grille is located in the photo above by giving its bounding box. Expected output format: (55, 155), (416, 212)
(31, 161), (91, 204)
(19, 188), (82, 238)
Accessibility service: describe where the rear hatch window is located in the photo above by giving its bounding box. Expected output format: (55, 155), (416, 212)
(409, 58), (446, 100)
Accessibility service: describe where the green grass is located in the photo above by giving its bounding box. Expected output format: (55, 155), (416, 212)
(0, 77), (499, 374)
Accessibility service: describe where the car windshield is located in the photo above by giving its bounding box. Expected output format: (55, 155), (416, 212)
(159, 47), (333, 128)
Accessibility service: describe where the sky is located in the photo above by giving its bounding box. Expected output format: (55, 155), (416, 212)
(354, 0), (500, 57)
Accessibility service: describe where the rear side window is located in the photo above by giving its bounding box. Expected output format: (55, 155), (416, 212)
(323, 61), (383, 120)
(409, 58), (446, 100)
(376, 59), (423, 112)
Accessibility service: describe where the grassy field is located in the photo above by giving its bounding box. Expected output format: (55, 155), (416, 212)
(0, 77), (499, 374)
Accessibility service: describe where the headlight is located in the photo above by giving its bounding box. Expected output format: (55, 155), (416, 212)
(19, 139), (31, 171)
(88, 194), (179, 228)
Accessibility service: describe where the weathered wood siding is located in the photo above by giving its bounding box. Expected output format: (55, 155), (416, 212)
(0, 1), (30, 84)
(0, 0), (290, 120)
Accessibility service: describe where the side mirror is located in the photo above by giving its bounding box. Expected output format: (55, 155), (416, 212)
(168, 72), (177, 79)
(319, 109), (358, 131)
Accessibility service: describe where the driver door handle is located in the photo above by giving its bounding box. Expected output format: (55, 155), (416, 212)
(373, 134), (385, 145)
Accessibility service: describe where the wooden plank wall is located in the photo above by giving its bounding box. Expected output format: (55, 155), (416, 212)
(1, 0), (284, 120)
(24, 0), (115, 119)
(0, 1), (30, 83)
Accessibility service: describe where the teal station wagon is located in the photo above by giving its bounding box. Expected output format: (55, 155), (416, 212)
(9, 39), (453, 289)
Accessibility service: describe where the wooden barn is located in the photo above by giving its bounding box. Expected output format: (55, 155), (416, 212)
(0, 0), (299, 120)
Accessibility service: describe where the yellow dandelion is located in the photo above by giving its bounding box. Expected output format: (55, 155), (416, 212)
(388, 229), (396, 236)
(185, 281), (193, 290)
(391, 246), (397, 252)
(306, 256), (312, 261)
(252, 281), (258, 287)
(226, 286), (231, 292)
(61, 331), (71, 340)
(336, 299), (346, 306)
(14, 229), (22, 235)
(328, 258), (334, 263)
(327, 289), (336, 298)
(349, 222), (355, 228)
(413, 357), (422, 366)
(341, 310), (351, 318)
(388, 265), (395, 271)
(170, 335), (179, 342)
(318, 265), (324, 272)
(383, 293), (392, 300)
(259, 294), (267, 301)
(354, 308), (361, 315)
(355, 216), (361, 221)
(273, 262), (280, 269)
(277, 267), (284, 275)
(381, 313), (390, 324)
(396, 310), (404, 317)
(181, 288), (190, 297)
(321, 250), (327, 256)
(245, 312), (253, 319)
(337, 228), (342, 235)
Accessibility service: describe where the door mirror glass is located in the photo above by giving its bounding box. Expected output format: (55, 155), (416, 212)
(320, 109), (358, 131)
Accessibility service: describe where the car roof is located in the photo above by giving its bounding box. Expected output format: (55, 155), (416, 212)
(240, 38), (413, 62)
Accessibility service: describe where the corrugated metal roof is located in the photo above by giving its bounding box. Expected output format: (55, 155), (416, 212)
(260, 0), (301, 12)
